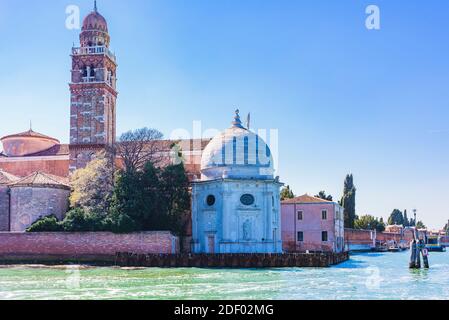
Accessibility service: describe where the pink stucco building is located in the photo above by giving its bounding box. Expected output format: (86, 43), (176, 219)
(281, 195), (345, 253)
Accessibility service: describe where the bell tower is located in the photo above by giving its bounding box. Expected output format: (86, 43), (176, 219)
(69, 2), (117, 171)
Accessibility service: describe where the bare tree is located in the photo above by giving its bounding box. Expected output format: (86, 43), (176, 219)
(116, 127), (165, 172)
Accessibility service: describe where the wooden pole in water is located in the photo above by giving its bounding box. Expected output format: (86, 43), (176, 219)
(415, 238), (421, 268)
(409, 240), (417, 269)
(420, 239), (429, 269)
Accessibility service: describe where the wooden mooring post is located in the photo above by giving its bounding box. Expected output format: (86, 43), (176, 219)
(409, 230), (429, 269)
(420, 239), (429, 269)
(409, 240), (417, 269)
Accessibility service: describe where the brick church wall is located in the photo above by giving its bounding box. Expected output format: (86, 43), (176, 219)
(0, 158), (69, 178)
(0, 232), (179, 256)
(0, 186), (9, 231)
(9, 187), (70, 232)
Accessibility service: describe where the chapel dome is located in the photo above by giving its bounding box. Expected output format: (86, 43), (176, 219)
(200, 110), (274, 180)
(0, 129), (60, 157)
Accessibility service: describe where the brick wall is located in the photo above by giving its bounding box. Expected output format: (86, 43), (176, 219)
(0, 232), (179, 256)
(345, 228), (415, 251)
(0, 158), (69, 178)
(377, 232), (402, 242)
(0, 186), (9, 231)
(345, 229), (376, 251)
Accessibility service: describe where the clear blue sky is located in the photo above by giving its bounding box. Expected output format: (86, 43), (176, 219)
(0, 0), (448, 228)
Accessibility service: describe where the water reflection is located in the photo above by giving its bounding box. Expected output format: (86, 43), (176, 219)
(409, 268), (430, 280)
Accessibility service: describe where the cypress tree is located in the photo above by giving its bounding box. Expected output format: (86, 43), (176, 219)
(341, 174), (357, 228)
(403, 210), (409, 227)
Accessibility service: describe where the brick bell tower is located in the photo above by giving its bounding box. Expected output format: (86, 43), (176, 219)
(69, 1), (117, 171)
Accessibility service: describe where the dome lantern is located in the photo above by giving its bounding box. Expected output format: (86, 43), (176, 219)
(231, 109), (245, 129)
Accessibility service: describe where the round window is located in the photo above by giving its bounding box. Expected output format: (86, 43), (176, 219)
(206, 195), (216, 206)
(240, 194), (255, 206)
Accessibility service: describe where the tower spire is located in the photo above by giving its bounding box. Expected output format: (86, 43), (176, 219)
(94, 0), (98, 12)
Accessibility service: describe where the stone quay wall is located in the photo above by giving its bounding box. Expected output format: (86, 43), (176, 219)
(0, 232), (179, 259)
(115, 252), (350, 268)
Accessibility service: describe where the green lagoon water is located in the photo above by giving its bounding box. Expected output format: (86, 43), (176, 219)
(0, 251), (448, 300)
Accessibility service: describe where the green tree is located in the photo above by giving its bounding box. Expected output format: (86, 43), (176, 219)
(388, 209), (404, 226)
(60, 208), (107, 232)
(315, 191), (333, 201)
(159, 163), (191, 236)
(378, 218), (386, 232)
(111, 161), (190, 236)
(416, 221), (426, 229)
(111, 162), (163, 231)
(69, 152), (114, 214)
(280, 185), (295, 200)
(341, 174), (357, 228)
(105, 209), (138, 234)
(354, 215), (385, 232)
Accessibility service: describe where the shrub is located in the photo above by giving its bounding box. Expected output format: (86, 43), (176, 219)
(27, 215), (63, 232)
(61, 208), (106, 232)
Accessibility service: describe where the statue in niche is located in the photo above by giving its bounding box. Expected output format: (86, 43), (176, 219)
(243, 219), (251, 241)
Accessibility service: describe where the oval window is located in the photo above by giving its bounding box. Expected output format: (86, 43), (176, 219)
(206, 195), (216, 206)
(240, 194), (255, 206)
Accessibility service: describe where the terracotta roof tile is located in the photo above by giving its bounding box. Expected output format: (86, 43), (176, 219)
(0, 169), (19, 185)
(282, 194), (334, 204)
(1, 129), (59, 143)
(10, 172), (70, 189)
(116, 139), (211, 152)
(24, 144), (69, 157)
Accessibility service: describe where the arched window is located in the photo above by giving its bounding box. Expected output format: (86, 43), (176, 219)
(244, 136), (249, 165)
(232, 137), (237, 164)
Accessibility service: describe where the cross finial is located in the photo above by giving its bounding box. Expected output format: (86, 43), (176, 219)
(29, 120), (32, 131)
(94, 0), (98, 12)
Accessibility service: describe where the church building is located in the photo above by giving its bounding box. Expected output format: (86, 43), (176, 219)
(191, 111), (283, 254)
